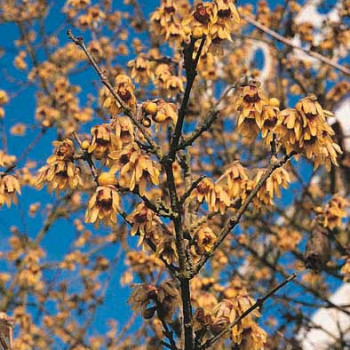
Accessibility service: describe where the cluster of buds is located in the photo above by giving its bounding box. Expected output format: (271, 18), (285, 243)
(141, 100), (178, 130)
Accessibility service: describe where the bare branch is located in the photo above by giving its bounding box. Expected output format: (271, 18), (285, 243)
(243, 15), (350, 76)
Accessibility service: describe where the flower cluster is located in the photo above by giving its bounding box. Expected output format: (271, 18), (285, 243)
(88, 124), (117, 161)
(0, 174), (21, 207)
(233, 81), (342, 171)
(109, 143), (160, 196)
(85, 185), (120, 226)
(150, 0), (240, 53)
(193, 280), (267, 349)
(36, 139), (82, 193)
(276, 95), (342, 170)
(321, 194), (348, 230)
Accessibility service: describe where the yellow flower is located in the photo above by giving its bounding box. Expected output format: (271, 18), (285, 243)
(101, 75), (137, 116)
(270, 227), (302, 251)
(260, 102), (280, 145)
(0, 175), (21, 208)
(210, 299), (236, 335)
(128, 280), (180, 322)
(128, 55), (154, 84)
(0, 90), (9, 105)
(211, 183), (231, 214)
(88, 124), (117, 161)
(193, 226), (217, 254)
(85, 185), (120, 226)
(127, 203), (156, 246)
(150, 0), (188, 47)
(220, 161), (249, 198)
(36, 139), (82, 193)
(275, 108), (304, 153)
(323, 194), (347, 230)
(111, 144), (160, 196)
(109, 142), (139, 173)
(111, 116), (134, 148)
(253, 167), (290, 208)
(193, 307), (213, 332)
(164, 75), (185, 98)
(295, 95), (329, 137)
(190, 178), (215, 204)
(207, 0), (241, 53)
(238, 321), (267, 350)
(0, 151), (16, 168)
(234, 81), (268, 141)
(341, 257), (350, 282)
(36, 160), (82, 193)
(182, 2), (213, 39)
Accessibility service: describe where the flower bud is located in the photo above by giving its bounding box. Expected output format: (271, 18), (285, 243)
(81, 140), (90, 150)
(143, 101), (158, 116)
(142, 116), (152, 127)
(192, 27), (204, 39)
(98, 172), (117, 186)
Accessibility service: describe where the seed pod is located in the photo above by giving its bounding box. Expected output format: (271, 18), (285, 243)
(304, 224), (331, 271)
(142, 305), (156, 319)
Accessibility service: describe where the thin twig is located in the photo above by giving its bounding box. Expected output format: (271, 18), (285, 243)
(72, 131), (98, 182)
(178, 85), (236, 150)
(243, 15), (350, 76)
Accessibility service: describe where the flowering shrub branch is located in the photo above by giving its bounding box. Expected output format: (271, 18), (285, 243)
(0, 0), (349, 349)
